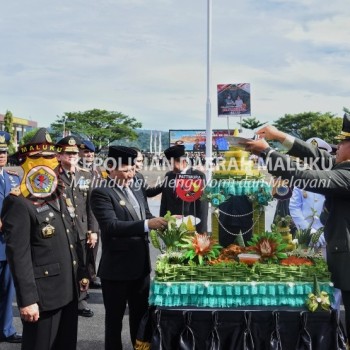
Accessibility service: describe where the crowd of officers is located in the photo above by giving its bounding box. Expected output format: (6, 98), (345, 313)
(0, 129), (208, 350)
(2, 115), (350, 349)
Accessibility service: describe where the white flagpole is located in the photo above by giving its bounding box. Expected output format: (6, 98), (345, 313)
(205, 0), (212, 179)
(159, 131), (162, 155)
(150, 130), (153, 153)
(205, 0), (213, 234)
(154, 131), (157, 155)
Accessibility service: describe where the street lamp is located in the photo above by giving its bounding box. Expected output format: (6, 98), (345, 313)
(62, 116), (66, 137)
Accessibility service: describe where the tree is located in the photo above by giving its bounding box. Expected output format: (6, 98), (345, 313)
(19, 128), (40, 145)
(273, 112), (342, 143)
(238, 117), (266, 130)
(4, 110), (16, 154)
(50, 109), (142, 147)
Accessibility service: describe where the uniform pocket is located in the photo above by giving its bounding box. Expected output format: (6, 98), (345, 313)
(328, 239), (350, 253)
(34, 263), (61, 279)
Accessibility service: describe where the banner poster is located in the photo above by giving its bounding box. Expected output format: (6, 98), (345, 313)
(169, 129), (234, 152)
(217, 83), (251, 117)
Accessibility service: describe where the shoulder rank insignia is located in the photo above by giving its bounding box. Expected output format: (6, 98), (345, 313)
(10, 186), (21, 196)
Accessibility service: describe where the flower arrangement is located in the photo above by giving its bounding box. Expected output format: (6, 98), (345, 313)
(178, 233), (222, 266)
(247, 231), (288, 262)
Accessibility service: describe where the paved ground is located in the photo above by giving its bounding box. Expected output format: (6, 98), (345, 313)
(1, 169), (347, 349)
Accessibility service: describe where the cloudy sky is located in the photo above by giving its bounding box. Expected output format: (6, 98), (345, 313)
(1, 0), (349, 133)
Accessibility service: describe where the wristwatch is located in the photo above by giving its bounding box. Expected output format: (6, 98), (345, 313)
(259, 147), (272, 160)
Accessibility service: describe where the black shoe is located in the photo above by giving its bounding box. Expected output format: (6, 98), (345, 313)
(78, 308), (94, 317)
(90, 280), (102, 289)
(0, 333), (22, 343)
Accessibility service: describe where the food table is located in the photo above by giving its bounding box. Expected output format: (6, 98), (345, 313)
(145, 306), (345, 350)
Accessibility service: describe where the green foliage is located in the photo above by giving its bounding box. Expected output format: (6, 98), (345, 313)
(19, 128), (40, 145)
(117, 130), (169, 152)
(306, 275), (331, 312)
(4, 110), (16, 153)
(4, 110), (13, 134)
(238, 117), (267, 130)
(295, 226), (323, 251)
(50, 109), (142, 147)
(248, 231), (288, 262)
(273, 112), (342, 143)
(178, 233), (222, 266)
(150, 211), (189, 253)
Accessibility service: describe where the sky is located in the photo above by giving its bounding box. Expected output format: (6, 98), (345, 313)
(1, 0), (349, 134)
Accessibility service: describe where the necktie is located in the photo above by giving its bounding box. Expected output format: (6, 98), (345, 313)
(68, 172), (76, 183)
(123, 187), (142, 220)
(0, 173), (5, 194)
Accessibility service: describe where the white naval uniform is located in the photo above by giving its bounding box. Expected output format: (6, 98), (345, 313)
(289, 187), (324, 232)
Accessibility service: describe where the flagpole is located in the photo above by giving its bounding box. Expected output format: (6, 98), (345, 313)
(205, 0), (212, 179)
(205, 0), (213, 234)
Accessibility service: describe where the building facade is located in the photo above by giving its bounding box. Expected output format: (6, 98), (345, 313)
(0, 114), (38, 146)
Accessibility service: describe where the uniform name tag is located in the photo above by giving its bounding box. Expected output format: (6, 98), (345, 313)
(36, 205), (50, 213)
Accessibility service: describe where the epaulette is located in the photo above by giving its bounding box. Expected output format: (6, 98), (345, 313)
(78, 167), (90, 173)
(10, 186), (21, 196)
(101, 171), (108, 179)
(5, 169), (19, 176)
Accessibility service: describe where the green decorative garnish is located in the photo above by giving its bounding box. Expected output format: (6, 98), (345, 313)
(306, 275), (331, 312)
(178, 233), (222, 266)
(150, 211), (189, 253)
(248, 231), (288, 262)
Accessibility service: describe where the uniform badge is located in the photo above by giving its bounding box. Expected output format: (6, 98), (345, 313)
(26, 166), (57, 198)
(45, 132), (53, 143)
(65, 198), (76, 218)
(42, 224), (55, 238)
(119, 200), (126, 206)
(78, 177), (90, 191)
